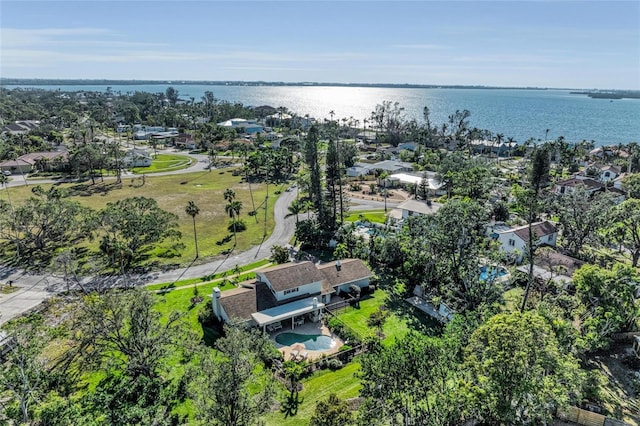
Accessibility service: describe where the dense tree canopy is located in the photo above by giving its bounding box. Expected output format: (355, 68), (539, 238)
(0, 186), (94, 257)
(99, 196), (181, 270)
(463, 311), (583, 425)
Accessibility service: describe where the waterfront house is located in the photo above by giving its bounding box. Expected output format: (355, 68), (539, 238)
(211, 259), (372, 331)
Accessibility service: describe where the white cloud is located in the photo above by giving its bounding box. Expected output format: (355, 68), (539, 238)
(1, 28), (111, 47)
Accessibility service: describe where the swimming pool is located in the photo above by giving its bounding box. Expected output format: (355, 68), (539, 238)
(479, 265), (508, 281)
(275, 333), (336, 351)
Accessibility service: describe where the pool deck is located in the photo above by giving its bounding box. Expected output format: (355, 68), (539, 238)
(271, 321), (343, 361)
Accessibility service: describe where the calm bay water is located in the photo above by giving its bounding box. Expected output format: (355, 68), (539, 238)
(4, 84), (639, 146)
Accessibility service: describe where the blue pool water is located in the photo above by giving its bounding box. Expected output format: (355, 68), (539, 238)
(479, 266), (508, 281)
(275, 333), (336, 351)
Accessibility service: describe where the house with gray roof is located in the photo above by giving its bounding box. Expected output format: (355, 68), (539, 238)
(212, 259), (372, 332)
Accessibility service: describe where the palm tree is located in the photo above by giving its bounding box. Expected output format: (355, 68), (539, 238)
(302, 200), (314, 219)
(185, 201), (200, 258)
(224, 190), (242, 247)
(223, 188), (236, 203)
(286, 199), (304, 225)
(226, 200), (243, 242)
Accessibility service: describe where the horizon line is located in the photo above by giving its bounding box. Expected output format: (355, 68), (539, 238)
(2, 78), (638, 93)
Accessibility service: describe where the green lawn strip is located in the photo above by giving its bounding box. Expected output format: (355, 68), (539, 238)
(145, 259), (272, 291)
(344, 210), (387, 224)
(4, 170), (278, 267)
(264, 362), (362, 426)
(131, 153), (195, 174)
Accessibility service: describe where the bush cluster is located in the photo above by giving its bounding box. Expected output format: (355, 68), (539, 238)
(327, 317), (361, 345)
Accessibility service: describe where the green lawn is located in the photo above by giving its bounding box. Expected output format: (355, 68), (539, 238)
(131, 153), (195, 174)
(337, 289), (440, 345)
(344, 209), (387, 224)
(3, 170), (280, 267)
(264, 362), (362, 426)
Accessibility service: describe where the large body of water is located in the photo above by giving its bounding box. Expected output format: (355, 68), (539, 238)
(4, 84), (639, 146)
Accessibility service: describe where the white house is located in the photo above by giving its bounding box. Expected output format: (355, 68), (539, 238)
(211, 259), (372, 332)
(387, 172), (445, 196)
(122, 149), (152, 167)
(555, 177), (604, 196)
(394, 199), (443, 219)
(493, 221), (558, 262)
(598, 165), (621, 182)
(217, 118), (264, 134)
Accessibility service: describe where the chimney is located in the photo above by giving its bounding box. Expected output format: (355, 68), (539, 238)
(212, 287), (222, 320)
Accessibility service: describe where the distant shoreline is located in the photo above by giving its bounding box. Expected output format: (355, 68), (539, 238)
(1, 78), (552, 91)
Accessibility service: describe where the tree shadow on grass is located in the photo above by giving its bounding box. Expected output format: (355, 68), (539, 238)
(375, 270), (443, 335)
(201, 324), (222, 348)
(280, 391), (303, 418)
(385, 290), (442, 335)
(65, 181), (123, 197)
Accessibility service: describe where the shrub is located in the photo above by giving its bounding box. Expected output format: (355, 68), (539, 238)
(327, 317), (343, 332)
(197, 303), (217, 327)
(327, 358), (343, 370)
(227, 219), (247, 232)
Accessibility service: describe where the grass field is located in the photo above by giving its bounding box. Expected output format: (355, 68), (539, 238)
(2, 169), (285, 267)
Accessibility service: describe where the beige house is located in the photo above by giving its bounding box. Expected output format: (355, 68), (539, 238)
(0, 151), (68, 174)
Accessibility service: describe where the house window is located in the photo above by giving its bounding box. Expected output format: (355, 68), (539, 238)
(508, 239), (515, 247)
(284, 287), (299, 295)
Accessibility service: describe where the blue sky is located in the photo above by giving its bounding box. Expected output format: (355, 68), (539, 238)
(1, 1), (639, 89)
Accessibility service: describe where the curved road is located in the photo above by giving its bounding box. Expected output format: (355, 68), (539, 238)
(0, 150), (395, 325)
